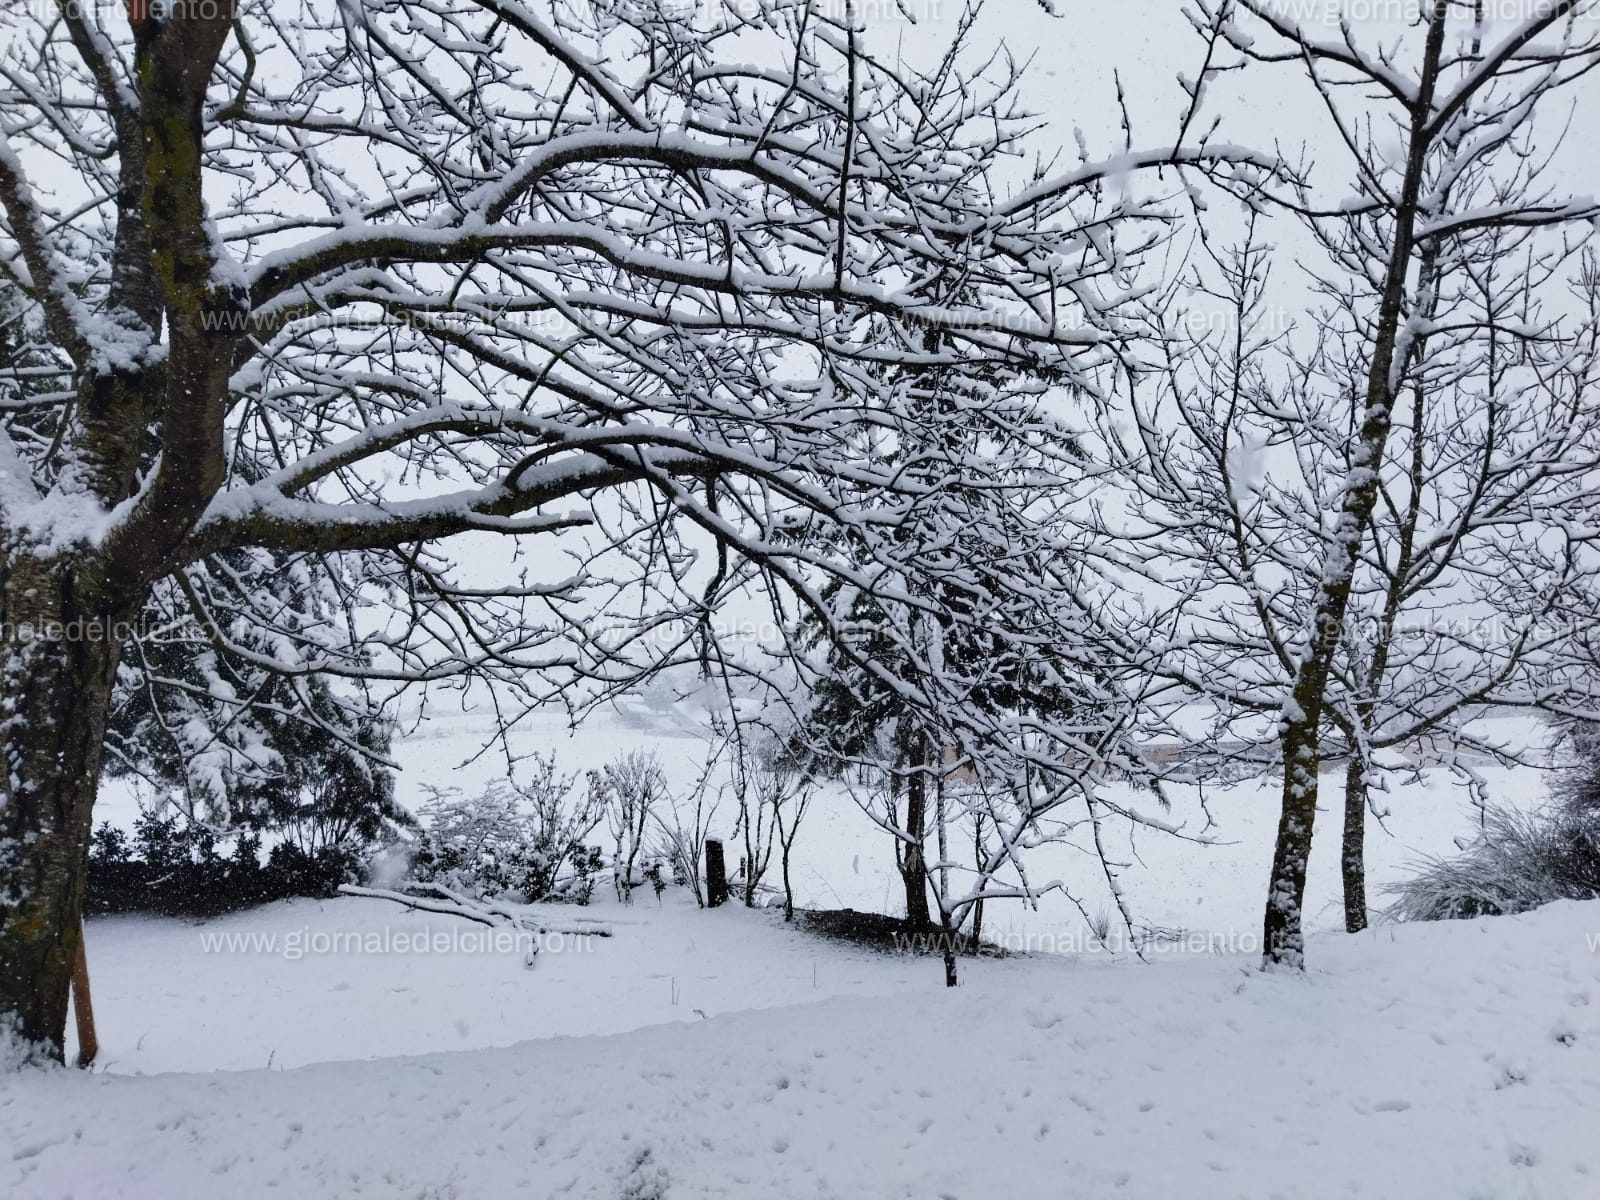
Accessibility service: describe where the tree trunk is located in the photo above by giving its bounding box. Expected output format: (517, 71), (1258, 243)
(1338, 258), (1439, 943)
(933, 769), (956, 986)
(1, 1), (242, 1060)
(781, 841), (794, 922)
(971, 818), (985, 947)
(939, 912), (958, 989)
(1260, 4), (1447, 970)
(899, 737), (931, 930)
(935, 770), (949, 916)
(0, 559), (128, 1059)
(1263, 703), (1322, 968)
(1342, 753), (1368, 933)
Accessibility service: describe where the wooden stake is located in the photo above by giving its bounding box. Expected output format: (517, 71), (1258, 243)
(72, 921), (97, 1069)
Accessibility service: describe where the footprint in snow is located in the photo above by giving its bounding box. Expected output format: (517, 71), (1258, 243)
(1492, 1061), (1530, 1089)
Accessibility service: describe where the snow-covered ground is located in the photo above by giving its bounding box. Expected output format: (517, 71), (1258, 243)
(24, 714), (1580, 1196)
(75, 705), (1559, 1069)
(6, 896), (1599, 1198)
(59, 893), (1050, 1076)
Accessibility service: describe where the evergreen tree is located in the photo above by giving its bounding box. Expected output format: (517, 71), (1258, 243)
(104, 550), (409, 854)
(797, 243), (1103, 932)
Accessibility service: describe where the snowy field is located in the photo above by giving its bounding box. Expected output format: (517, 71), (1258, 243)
(5, 713), (1593, 1196)
(5, 894), (1599, 1198)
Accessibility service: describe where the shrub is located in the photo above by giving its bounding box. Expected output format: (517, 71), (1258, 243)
(590, 751), (668, 903)
(409, 754), (605, 903)
(86, 811), (361, 917)
(267, 841), (364, 898)
(1387, 729), (1600, 921)
(256, 711), (414, 858)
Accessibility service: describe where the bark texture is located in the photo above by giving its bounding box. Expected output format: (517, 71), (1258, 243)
(898, 739), (932, 930)
(0, 560), (128, 1050)
(1341, 753), (1369, 934)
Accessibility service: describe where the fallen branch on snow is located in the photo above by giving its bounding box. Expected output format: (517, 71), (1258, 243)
(338, 884), (613, 937)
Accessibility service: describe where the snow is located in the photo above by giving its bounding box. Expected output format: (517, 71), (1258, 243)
(43, 705), (1580, 1195)
(55, 893), (1024, 1075)
(5, 895), (1600, 1197)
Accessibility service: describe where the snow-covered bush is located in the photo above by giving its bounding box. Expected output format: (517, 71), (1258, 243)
(1388, 734), (1600, 921)
(89, 682), (408, 917)
(1552, 724), (1600, 829)
(410, 755), (605, 904)
(589, 752), (669, 903)
(86, 811), (361, 917)
(107, 620), (405, 846)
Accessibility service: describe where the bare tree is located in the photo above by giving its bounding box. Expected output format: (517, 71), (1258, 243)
(1325, 226), (1600, 930)
(652, 772), (723, 911)
(1132, 0), (1600, 966)
(730, 758), (776, 909)
(1116, 209), (1600, 934)
(770, 768), (814, 924)
(694, 705), (818, 916)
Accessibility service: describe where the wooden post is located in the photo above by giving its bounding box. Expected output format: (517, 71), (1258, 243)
(72, 920), (98, 1069)
(705, 838), (728, 908)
